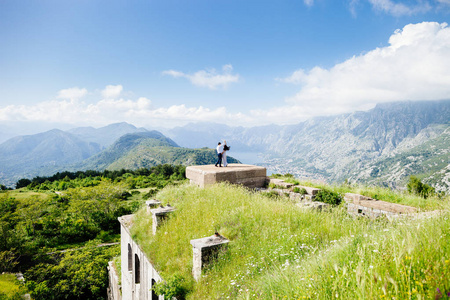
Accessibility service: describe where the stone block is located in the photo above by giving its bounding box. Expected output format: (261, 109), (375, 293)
(268, 178), (294, 188)
(190, 233), (229, 281)
(150, 206), (176, 235)
(344, 193), (372, 203)
(297, 201), (330, 211)
(186, 164), (267, 188)
(145, 200), (161, 213)
(294, 185), (320, 196)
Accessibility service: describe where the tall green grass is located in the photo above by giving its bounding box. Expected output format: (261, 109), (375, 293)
(259, 212), (450, 299)
(0, 274), (24, 299)
(128, 183), (450, 299)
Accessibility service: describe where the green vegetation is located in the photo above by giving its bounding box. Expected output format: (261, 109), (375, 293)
(152, 274), (190, 299)
(0, 274), (26, 300)
(0, 164), (188, 299)
(130, 183), (450, 299)
(314, 189), (342, 205)
(15, 164), (186, 190)
(293, 187), (308, 195)
(25, 240), (119, 300)
(407, 175), (436, 199)
(2, 165), (449, 299)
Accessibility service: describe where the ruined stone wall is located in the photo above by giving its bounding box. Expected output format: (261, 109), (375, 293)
(344, 193), (417, 219)
(119, 215), (163, 300)
(107, 261), (122, 300)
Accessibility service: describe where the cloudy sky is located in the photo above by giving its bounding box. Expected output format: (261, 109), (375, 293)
(1, 0), (450, 131)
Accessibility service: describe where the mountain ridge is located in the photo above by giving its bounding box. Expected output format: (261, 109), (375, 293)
(0, 100), (448, 191)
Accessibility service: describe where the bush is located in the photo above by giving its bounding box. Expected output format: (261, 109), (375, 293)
(407, 176), (435, 199)
(293, 187), (307, 195)
(152, 274), (189, 300)
(314, 189), (342, 206)
(142, 189), (158, 200)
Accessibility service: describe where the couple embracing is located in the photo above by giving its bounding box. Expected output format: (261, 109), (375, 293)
(215, 140), (230, 167)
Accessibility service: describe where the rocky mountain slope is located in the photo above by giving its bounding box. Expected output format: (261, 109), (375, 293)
(167, 100), (450, 191)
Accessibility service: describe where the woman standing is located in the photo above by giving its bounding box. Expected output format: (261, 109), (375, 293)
(223, 140), (229, 167)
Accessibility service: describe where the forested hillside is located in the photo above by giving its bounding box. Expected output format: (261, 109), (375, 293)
(0, 165), (186, 299)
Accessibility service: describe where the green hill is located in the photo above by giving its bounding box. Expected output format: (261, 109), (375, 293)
(75, 131), (239, 171)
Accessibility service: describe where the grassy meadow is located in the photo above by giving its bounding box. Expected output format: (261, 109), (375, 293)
(0, 274), (24, 299)
(130, 182), (450, 299)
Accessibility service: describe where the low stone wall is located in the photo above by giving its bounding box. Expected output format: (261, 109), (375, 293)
(345, 193), (417, 219)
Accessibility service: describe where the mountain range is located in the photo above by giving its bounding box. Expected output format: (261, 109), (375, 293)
(0, 124), (238, 187)
(164, 100), (450, 191)
(0, 100), (449, 191)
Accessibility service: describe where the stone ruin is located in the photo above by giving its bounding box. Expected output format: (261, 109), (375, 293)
(266, 178), (420, 217)
(344, 193), (418, 219)
(112, 202), (229, 300)
(109, 164), (423, 300)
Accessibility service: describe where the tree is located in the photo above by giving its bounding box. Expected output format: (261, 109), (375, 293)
(15, 179), (31, 189)
(407, 176), (435, 199)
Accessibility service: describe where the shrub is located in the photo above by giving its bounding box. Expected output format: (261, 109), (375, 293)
(407, 176), (435, 199)
(152, 274), (190, 300)
(293, 187), (307, 195)
(142, 189), (158, 200)
(314, 189), (342, 206)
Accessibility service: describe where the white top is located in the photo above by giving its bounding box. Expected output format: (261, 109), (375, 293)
(216, 144), (224, 154)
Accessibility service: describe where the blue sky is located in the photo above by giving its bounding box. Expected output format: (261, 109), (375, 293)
(1, 0), (450, 130)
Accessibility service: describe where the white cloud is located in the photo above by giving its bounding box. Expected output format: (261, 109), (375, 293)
(274, 22), (450, 122)
(0, 86), (251, 128)
(368, 0), (431, 16)
(162, 65), (240, 90)
(349, 0), (360, 17)
(101, 84), (123, 99)
(57, 87), (87, 100)
(304, 0), (314, 6)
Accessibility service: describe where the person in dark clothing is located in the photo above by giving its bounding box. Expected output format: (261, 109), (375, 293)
(215, 142), (224, 167)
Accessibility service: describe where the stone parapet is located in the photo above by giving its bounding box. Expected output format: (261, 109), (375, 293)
(145, 200), (161, 213)
(344, 193), (371, 203)
(345, 193), (418, 218)
(186, 164), (267, 188)
(150, 206), (176, 235)
(190, 233), (229, 281)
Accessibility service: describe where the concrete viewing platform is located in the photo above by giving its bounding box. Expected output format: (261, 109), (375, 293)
(186, 164), (267, 188)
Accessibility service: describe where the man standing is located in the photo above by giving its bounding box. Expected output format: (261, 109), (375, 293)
(215, 142), (224, 167)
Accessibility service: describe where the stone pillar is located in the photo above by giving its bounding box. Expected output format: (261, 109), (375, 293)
(146, 200), (161, 213)
(150, 206), (175, 235)
(190, 233), (229, 281)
